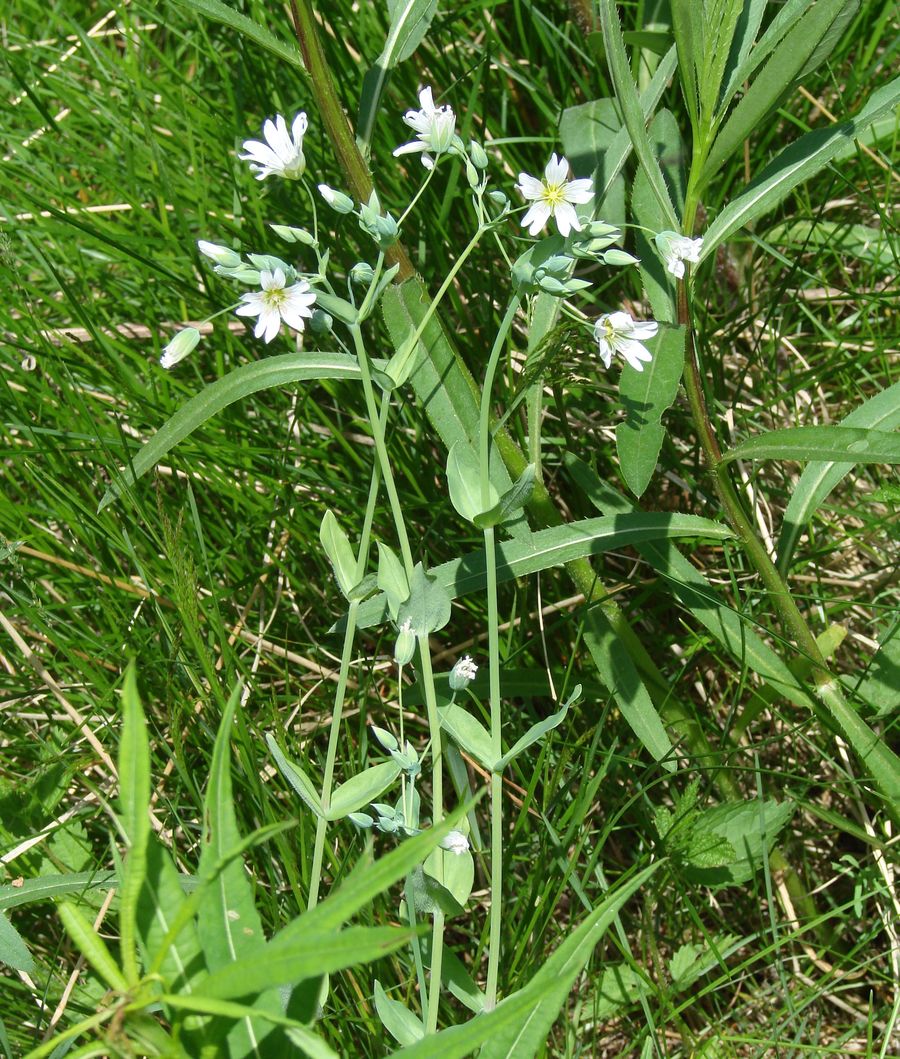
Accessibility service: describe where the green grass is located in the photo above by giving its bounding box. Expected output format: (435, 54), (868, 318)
(1, 0), (899, 1056)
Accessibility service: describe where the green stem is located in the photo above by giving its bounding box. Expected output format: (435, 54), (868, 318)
(479, 295), (521, 1010)
(307, 404), (386, 908)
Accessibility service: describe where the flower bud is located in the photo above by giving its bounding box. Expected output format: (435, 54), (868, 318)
(469, 140), (489, 169)
(394, 620), (416, 666)
(309, 308), (333, 334)
(318, 184), (355, 214)
(440, 830), (470, 855)
(197, 241), (242, 268)
(270, 224), (317, 247)
(159, 327), (201, 369)
(449, 655), (478, 692)
(350, 262), (376, 285)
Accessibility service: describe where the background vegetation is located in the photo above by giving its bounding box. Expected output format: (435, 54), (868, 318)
(1, 0), (898, 1055)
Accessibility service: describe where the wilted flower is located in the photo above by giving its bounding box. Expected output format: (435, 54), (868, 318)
(392, 87), (457, 169)
(655, 230), (703, 278)
(240, 113), (308, 181)
(159, 326), (201, 369)
(516, 154), (593, 237)
(440, 830), (470, 856)
(449, 655), (478, 692)
(234, 268), (316, 343)
(593, 311), (659, 372)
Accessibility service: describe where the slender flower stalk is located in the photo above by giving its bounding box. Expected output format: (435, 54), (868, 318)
(479, 295), (522, 1011)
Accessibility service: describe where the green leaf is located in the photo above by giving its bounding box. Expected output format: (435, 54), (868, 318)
(702, 0), (848, 185)
(397, 562), (453, 635)
(320, 509), (359, 598)
(722, 426), (900, 466)
(438, 702), (494, 770)
(118, 663), (150, 987)
(354, 514), (733, 630)
(447, 441), (499, 523)
(701, 75), (900, 259)
(99, 353), (361, 510)
(478, 464), (537, 529)
(265, 735), (324, 818)
(718, 0), (768, 110)
(406, 865), (464, 918)
(683, 800), (795, 887)
(777, 381), (900, 573)
(285, 1024), (341, 1059)
(393, 864), (659, 1058)
(0, 913), (33, 972)
(327, 761), (403, 821)
(57, 900), (128, 993)
(668, 935), (741, 991)
(844, 630), (900, 719)
(171, 0), (306, 72)
(494, 686), (579, 772)
(377, 543), (410, 620)
(598, 0), (678, 227)
(0, 872), (116, 911)
(583, 611), (675, 769)
(374, 980), (425, 1045)
(430, 848), (474, 908)
(616, 326), (686, 496)
(199, 925), (415, 999)
(766, 219), (900, 270)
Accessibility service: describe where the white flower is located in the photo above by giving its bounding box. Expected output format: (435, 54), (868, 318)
(516, 154), (593, 237)
(655, 230), (703, 278)
(240, 113), (308, 181)
(235, 269), (316, 343)
(593, 311), (659, 372)
(449, 655), (478, 692)
(392, 87), (457, 170)
(440, 830), (470, 856)
(160, 327), (201, 369)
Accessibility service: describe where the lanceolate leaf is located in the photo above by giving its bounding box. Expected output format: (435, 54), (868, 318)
(171, 0), (306, 72)
(0, 873), (116, 911)
(392, 864), (659, 1058)
(701, 75), (900, 259)
(352, 514), (732, 630)
(99, 353), (361, 510)
(265, 735), (324, 818)
(777, 381), (900, 573)
(722, 426), (900, 466)
(0, 913), (33, 972)
(327, 761), (403, 821)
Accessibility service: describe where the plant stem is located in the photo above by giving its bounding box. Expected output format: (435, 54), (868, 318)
(307, 404), (385, 908)
(479, 295), (521, 1010)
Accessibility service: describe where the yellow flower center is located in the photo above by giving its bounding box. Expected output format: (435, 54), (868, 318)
(263, 287), (287, 309)
(542, 181), (567, 207)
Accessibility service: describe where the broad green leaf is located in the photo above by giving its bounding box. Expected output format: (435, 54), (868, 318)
(494, 686), (578, 773)
(684, 799), (795, 887)
(701, 0), (848, 185)
(430, 848), (474, 908)
(57, 901), (128, 993)
(374, 980), (425, 1045)
(406, 864), (464, 917)
(777, 381), (900, 572)
(718, 0), (768, 110)
(565, 454), (817, 712)
(320, 510), (358, 598)
(598, 0), (678, 227)
(265, 735), (324, 818)
(0, 913), (33, 972)
(583, 611), (675, 769)
(475, 464), (537, 529)
(843, 630), (900, 719)
(327, 761), (403, 821)
(199, 686), (281, 1054)
(0, 872), (116, 911)
(766, 220), (900, 270)
(701, 75), (900, 259)
(357, 0), (441, 150)
(725, 0), (824, 90)
(396, 562), (452, 635)
(353, 514), (732, 630)
(393, 864), (659, 1058)
(171, 0), (305, 72)
(722, 426), (900, 466)
(200, 925), (415, 999)
(118, 663), (150, 987)
(377, 543), (410, 620)
(438, 702), (494, 770)
(616, 326), (686, 496)
(447, 441), (499, 523)
(99, 353), (361, 510)
(285, 1024), (341, 1059)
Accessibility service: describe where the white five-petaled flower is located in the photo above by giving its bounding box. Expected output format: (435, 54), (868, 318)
(240, 113), (308, 181)
(393, 87), (457, 170)
(235, 269), (316, 343)
(440, 831), (470, 856)
(516, 154), (593, 237)
(655, 230), (703, 278)
(593, 311), (659, 373)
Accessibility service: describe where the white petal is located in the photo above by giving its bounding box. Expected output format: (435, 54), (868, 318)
(418, 86), (435, 112)
(522, 201), (551, 235)
(563, 177), (594, 204)
(403, 111), (431, 134)
(617, 338), (653, 371)
(629, 320), (659, 340)
(261, 308), (282, 343)
(393, 141), (426, 157)
(280, 308), (309, 332)
(606, 310), (633, 331)
(594, 336), (612, 368)
(544, 153), (569, 185)
(667, 256), (686, 278)
(554, 201), (581, 237)
(240, 141), (281, 166)
(292, 112), (308, 141)
(516, 173), (545, 200)
(235, 293), (264, 317)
